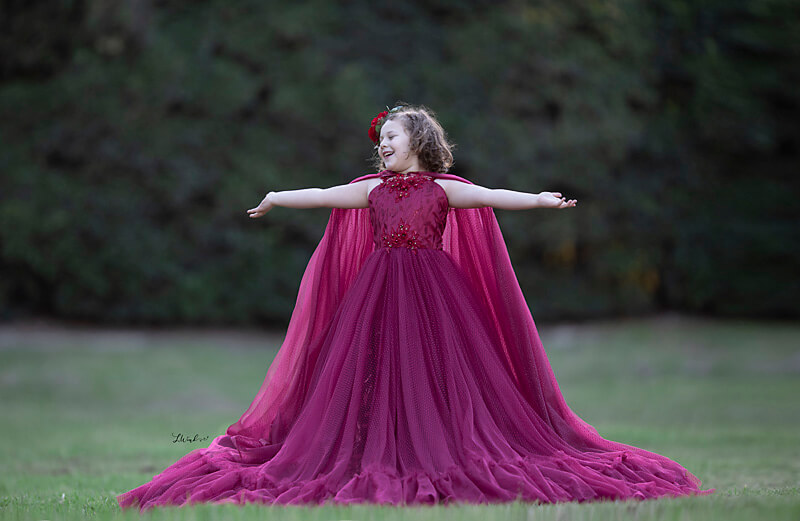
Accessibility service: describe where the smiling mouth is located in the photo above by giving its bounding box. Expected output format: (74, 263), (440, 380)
(383, 151), (394, 159)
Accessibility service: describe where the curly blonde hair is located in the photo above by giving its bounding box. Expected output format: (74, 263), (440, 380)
(371, 103), (455, 174)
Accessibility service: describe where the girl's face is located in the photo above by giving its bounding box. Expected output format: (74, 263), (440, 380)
(378, 119), (421, 174)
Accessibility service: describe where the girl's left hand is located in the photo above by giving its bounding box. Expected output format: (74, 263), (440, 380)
(247, 192), (275, 218)
(538, 192), (577, 209)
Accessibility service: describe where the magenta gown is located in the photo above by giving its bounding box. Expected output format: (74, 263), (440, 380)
(117, 171), (713, 511)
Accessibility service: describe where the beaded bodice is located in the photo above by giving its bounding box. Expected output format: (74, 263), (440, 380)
(368, 171), (449, 253)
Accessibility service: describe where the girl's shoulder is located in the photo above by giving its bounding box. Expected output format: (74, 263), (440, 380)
(432, 178), (462, 186)
(431, 177), (465, 192)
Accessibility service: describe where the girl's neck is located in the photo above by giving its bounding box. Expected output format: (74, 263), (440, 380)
(392, 161), (423, 175)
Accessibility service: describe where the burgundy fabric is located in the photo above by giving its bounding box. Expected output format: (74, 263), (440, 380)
(117, 171), (714, 511)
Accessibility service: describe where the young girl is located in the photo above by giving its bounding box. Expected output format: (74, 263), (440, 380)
(117, 104), (713, 511)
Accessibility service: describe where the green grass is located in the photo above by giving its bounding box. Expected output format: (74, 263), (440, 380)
(1, 315), (798, 520)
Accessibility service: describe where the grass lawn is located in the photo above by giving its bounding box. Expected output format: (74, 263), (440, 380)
(0, 314), (798, 520)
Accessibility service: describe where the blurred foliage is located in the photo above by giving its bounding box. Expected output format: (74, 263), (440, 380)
(0, 0), (798, 324)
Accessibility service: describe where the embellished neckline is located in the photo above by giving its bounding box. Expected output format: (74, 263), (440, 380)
(372, 170), (437, 203)
(380, 170), (436, 178)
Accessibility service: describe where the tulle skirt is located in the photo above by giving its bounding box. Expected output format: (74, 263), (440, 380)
(117, 248), (713, 510)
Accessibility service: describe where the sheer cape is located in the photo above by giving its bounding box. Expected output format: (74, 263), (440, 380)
(225, 170), (684, 468)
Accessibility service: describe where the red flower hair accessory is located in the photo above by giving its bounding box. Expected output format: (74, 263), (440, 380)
(368, 105), (403, 144)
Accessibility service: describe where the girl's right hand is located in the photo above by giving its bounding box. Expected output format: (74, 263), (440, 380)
(247, 192), (275, 218)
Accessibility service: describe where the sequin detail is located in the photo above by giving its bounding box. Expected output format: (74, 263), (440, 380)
(370, 172), (448, 251)
(381, 220), (422, 253)
(381, 172), (433, 202)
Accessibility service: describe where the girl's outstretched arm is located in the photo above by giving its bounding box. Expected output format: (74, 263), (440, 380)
(247, 180), (372, 218)
(438, 180), (577, 210)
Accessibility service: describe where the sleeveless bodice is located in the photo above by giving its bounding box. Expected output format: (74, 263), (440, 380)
(368, 171), (449, 252)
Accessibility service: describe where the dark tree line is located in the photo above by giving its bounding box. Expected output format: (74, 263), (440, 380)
(1, 0), (797, 324)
